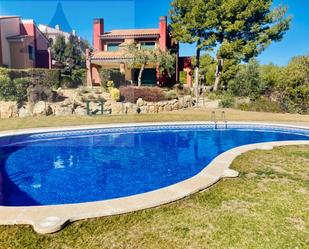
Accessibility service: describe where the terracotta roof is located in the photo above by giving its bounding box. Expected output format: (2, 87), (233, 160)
(91, 51), (132, 61)
(0, 16), (19, 20)
(101, 29), (160, 38)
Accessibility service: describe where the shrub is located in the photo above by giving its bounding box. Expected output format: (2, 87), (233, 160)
(0, 67), (9, 78)
(7, 68), (61, 89)
(165, 90), (178, 100)
(13, 77), (32, 102)
(0, 75), (31, 102)
(99, 69), (110, 89)
(228, 59), (263, 100)
(120, 86), (167, 103)
(27, 83), (57, 103)
(206, 91), (224, 100)
(0, 74), (14, 101)
(238, 98), (283, 113)
(107, 81), (114, 89)
(110, 88), (120, 102)
(219, 94), (235, 108)
(99, 69), (124, 89)
(173, 84), (191, 96)
(281, 86), (309, 114)
(179, 71), (187, 85)
(107, 80), (115, 93)
(277, 55), (309, 114)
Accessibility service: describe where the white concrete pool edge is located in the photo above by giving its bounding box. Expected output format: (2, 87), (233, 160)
(0, 121), (309, 137)
(0, 122), (308, 234)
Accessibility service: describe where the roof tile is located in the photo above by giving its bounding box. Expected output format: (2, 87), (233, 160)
(101, 29), (160, 38)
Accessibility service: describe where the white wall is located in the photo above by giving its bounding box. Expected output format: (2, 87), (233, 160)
(38, 24), (71, 43)
(0, 17), (20, 67)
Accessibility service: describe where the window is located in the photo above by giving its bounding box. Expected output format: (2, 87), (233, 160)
(107, 43), (121, 52)
(141, 42), (156, 50)
(28, 46), (34, 60)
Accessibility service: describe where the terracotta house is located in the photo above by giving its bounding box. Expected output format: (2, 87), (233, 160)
(86, 16), (192, 87)
(0, 16), (51, 69)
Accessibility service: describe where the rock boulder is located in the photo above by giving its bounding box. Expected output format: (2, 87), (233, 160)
(0, 101), (18, 118)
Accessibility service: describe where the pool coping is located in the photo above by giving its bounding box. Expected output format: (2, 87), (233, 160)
(0, 121), (309, 234)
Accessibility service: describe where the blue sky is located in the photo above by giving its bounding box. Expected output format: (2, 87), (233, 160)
(1, 0), (308, 65)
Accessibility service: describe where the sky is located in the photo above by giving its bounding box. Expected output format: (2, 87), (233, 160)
(0, 0), (308, 65)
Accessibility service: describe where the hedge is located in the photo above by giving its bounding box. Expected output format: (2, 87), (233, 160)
(0, 67), (61, 102)
(120, 86), (168, 103)
(99, 69), (125, 89)
(3, 68), (61, 89)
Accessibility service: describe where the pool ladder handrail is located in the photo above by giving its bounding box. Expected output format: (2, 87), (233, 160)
(221, 111), (228, 129)
(211, 111), (228, 129)
(211, 111), (218, 129)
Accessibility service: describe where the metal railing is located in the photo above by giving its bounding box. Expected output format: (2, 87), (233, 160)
(86, 100), (110, 116)
(211, 111), (218, 129)
(211, 111), (228, 129)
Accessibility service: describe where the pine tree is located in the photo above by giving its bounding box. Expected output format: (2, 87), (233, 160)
(52, 35), (66, 63)
(170, 0), (292, 91)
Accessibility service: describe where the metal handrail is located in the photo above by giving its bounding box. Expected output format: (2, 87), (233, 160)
(211, 111), (218, 129)
(86, 100), (106, 116)
(221, 111), (228, 129)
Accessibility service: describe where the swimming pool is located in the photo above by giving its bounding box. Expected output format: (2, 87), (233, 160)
(1, 123), (309, 207)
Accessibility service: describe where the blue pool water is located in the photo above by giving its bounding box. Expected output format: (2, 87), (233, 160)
(0, 125), (308, 207)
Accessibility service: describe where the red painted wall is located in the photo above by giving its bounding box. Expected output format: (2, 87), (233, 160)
(93, 18), (104, 51)
(159, 16), (167, 51)
(20, 21), (50, 68)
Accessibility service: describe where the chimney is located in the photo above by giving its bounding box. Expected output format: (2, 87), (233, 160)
(72, 29), (76, 36)
(55, 24), (60, 30)
(159, 16), (167, 51)
(93, 18), (104, 51)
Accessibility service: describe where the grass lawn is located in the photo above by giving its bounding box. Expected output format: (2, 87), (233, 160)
(0, 109), (308, 249)
(1, 108), (309, 131)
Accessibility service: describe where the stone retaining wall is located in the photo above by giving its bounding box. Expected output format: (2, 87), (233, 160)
(0, 96), (194, 118)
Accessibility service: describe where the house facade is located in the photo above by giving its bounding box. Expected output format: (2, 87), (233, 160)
(0, 16), (51, 69)
(86, 16), (192, 87)
(38, 24), (80, 44)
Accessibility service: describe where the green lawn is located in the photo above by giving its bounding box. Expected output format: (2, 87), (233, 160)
(0, 110), (308, 249)
(1, 108), (309, 131)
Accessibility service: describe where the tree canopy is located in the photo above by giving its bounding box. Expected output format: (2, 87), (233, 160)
(126, 45), (175, 87)
(52, 35), (89, 87)
(170, 0), (292, 90)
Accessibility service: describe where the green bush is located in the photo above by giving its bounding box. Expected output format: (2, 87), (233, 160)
(7, 68), (60, 89)
(61, 69), (86, 88)
(0, 76), (31, 102)
(165, 90), (178, 100)
(13, 77), (32, 102)
(71, 69), (86, 87)
(179, 71), (187, 85)
(238, 98), (283, 113)
(228, 59), (263, 100)
(206, 91), (224, 100)
(281, 86), (309, 114)
(0, 74), (14, 101)
(109, 88), (120, 102)
(0, 67), (9, 78)
(107, 80), (115, 90)
(277, 56), (309, 114)
(219, 94), (235, 108)
(99, 69), (124, 89)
